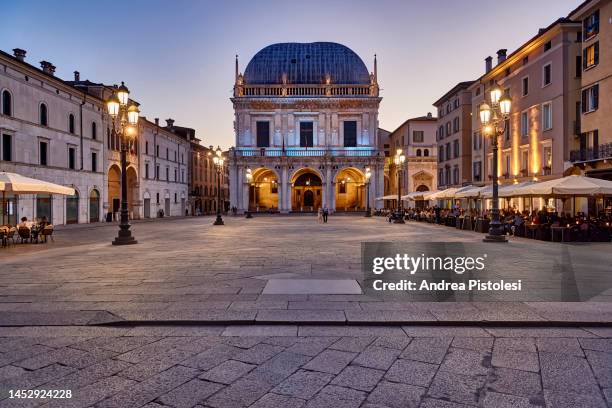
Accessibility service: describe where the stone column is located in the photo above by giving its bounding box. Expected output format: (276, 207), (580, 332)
(280, 165), (289, 213)
(375, 164), (384, 209)
(229, 162), (238, 212)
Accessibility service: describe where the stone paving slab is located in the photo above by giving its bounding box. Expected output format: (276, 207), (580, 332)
(0, 324), (607, 406)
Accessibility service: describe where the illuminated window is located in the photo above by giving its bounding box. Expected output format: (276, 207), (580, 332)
(542, 145), (552, 175)
(521, 150), (529, 173)
(583, 42), (599, 69)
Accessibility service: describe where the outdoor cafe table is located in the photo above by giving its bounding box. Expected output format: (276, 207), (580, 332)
(550, 225), (571, 242)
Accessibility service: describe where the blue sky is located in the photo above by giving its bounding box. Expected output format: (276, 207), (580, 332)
(1, 0), (580, 148)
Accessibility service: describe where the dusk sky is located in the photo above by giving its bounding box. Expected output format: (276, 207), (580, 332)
(1, 0), (580, 149)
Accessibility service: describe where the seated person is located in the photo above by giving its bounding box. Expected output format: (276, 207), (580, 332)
(18, 217), (31, 229)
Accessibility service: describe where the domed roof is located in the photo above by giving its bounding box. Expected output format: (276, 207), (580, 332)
(243, 42), (370, 85)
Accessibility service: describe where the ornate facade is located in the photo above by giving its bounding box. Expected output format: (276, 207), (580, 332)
(229, 42), (385, 214)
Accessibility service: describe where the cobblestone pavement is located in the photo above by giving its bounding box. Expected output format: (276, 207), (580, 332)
(0, 325), (610, 407)
(0, 216), (611, 325)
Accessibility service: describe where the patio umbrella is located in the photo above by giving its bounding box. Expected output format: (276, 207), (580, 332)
(431, 187), (461, 200)
(375, 195), (399, 201)
(455, 185), (483, 199)
(0, 172), (75, 224)
(504, 175), (612, 197)
(496, 181), (535, 198)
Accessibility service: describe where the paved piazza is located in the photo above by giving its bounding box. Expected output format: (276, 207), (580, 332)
(0, 216), (611, 407)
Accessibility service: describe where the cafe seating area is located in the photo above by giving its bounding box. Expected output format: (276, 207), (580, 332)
(378, 175), (612, 243)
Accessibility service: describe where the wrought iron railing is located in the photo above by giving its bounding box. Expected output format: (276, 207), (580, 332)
(233, 148), (378, 158)
(570, 143), (612, 162)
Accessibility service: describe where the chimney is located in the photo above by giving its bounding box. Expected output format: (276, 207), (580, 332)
(155, 118), (159, 126)
(496, 49), (507, 65)
(40, 61), (56, 75)
(12, 48), (26, 61)
(73, 71), (80, 81)
(485, 56), (493, 73)
(166, 118), (175, 128)
(427, 112), (432, 118)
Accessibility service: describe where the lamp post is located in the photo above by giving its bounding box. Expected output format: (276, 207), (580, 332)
(213, 146), (225, 225)
(364, 167), (372, 217)
(245, 168), (253, 218)
(393, 149), (406, 224)
(479, 83), (511, 243)
(107, 82), (139, 245)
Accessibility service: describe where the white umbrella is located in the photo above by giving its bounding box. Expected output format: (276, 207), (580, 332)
(431, 187), (461, 200)
(455, 185), (483, 199)
(1, 172), (75, 224)
(496, 181), (535, 198)
(375, 195), (399, 201)
(402, 191), (429, 201)
(506, 175), (612, 197)
(0, 172), (75, 195)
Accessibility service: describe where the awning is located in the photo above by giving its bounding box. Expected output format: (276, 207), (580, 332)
(430, 187), (461, 200)
(0, 172), (75, 195)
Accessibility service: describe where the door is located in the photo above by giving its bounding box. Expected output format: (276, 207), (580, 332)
(181, 198), (185, 215)
(303, 190), (314, 208)
(66, 193), (79, 224)
(165, 198), (170, 216)
(89, 190), (100, 222)
(144, 198), (151, 218)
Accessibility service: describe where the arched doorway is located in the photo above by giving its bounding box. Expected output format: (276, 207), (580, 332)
(108, 165), (121, 218)
(89, 189), (100, 222)
(291, 169), (322, 212)
(66, 191), (79, 224)
(143, 191), (151, 218)
(335, 167), (366, 212)
(249, 168), (279, 212)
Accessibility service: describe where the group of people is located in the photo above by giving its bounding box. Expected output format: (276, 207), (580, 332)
(317, 207), (329, 223)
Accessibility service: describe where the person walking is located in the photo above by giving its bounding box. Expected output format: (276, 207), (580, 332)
(317, 207), (323, 224)
(323, 207), (329, 223)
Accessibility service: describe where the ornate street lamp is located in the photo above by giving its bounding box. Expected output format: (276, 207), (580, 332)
(107, 82), (139, 245)
(479, 82), (511, 243)
(213, 146), (225, 225)
(393, 149), (406, 224)
(364, 167), (372, 217)
(245, 168), (253, 218)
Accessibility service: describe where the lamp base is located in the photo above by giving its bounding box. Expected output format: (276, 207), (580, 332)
(213, 215), (224, 225)
(483, 234), (508, 243)
(245, 212), (253, 219)
(112, 236), (138, 245)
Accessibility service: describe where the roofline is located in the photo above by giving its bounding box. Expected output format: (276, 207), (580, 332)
(432, 81), (476, 106)
(567, 0), (597, 19)
(0, 49), (105, 105)
(388, 116), (437, 136)
(470, 17), (579, 86)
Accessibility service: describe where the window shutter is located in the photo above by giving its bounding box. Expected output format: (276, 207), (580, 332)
(581, 89), (587, 113)
(594, 42), (599, 65)
(583, 48), (588, 69)
(593, 84), (599, 110)
(593, 130), (599, 158)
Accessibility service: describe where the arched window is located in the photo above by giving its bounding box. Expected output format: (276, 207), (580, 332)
(40, 103), (48, 126)
(89, 189), (100, 222)
(91, 122), (97, 140)
(2, 90), (12, 116)
(416, 149), (422, 157)
(69, 114), (75, 134)
(424, 149), (429, 157)
(66, 191), (79, 224)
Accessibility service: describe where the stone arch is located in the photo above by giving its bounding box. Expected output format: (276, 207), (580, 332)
(65, 186), (80, 224)
(334, 167), (366, 211)
(108, 164), (121, 215)
(291, 167), (323, 212)
(249, 167), (279, 211)
(89, 187), (101, 222)
(411, 170), (434, 194)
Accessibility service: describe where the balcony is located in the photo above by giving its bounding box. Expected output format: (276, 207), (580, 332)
(570, 143), (612, 162)
(233, 148), (378, 158)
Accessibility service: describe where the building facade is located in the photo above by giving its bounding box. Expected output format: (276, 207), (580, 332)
(568, 0), (612, 181)
(229, 42), (385, 213)
(469, 19), (582, 190)
(0, 49), (106, 226)
(383, 114), (437, 199)
(190, 143), (229, 215)
(1, 47), (192, 225)
(433, 82), (474, 188)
